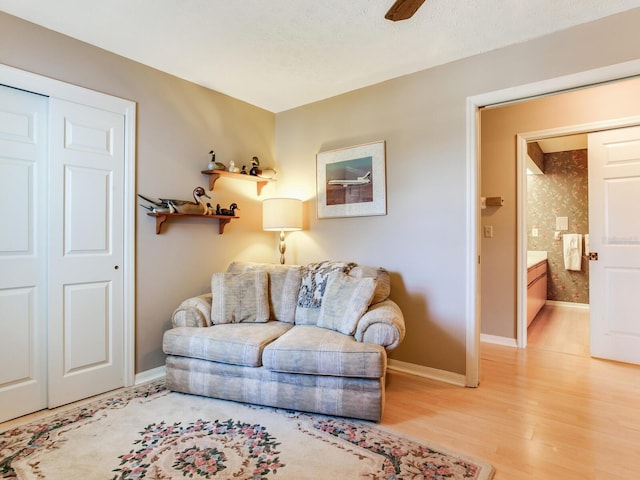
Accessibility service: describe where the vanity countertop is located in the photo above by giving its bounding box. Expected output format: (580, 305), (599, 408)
(527, 250), (548, 269)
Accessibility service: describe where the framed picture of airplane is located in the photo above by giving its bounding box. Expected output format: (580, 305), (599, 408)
(316, 140), (386, 218)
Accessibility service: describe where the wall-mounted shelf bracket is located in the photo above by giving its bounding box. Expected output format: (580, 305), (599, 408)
(147, 212), (238, 235)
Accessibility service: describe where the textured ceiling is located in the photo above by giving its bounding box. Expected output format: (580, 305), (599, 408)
(2, 0), (640, 112)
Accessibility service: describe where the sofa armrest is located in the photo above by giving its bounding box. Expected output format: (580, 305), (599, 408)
(171, 293), (212, 327)
(354, 300), (405, 351)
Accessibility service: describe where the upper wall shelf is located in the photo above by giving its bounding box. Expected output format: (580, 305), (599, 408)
(201, 169), (275, 196)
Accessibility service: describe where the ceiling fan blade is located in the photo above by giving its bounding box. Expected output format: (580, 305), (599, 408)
(385, 0), (426, 21)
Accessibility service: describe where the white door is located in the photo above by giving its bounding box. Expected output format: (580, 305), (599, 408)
(588, 126), (640, 365)
(0, 86), (48, 422)
(47, 99), (125, 407)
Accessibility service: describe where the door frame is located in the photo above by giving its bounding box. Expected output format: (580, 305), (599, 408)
(0, 63), (137, 387)
(465, 59), (640, 386)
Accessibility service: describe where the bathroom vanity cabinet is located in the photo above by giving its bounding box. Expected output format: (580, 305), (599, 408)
(527, 259), (547, 326)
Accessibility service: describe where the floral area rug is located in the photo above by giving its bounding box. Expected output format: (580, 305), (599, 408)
(0, 381), (494, 479)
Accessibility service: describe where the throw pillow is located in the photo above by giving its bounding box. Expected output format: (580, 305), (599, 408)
(317, 272), (377, 335)
(210, 271), (269, 324)
(295, 260), (357, 325)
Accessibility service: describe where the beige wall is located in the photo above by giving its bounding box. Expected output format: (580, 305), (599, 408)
(4, 8), (640, 377)
(0, 13), (277, 372)
(481, 77), (640, 338)
(275, 70), (474, 373)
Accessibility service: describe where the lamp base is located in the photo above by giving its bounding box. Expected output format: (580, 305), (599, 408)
(279, 230), (286, 264)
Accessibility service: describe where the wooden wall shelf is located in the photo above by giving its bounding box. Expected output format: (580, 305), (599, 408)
(201, 169), (275, 196)
(147, 212), (238, 235)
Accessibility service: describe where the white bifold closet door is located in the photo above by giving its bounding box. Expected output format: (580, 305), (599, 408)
(0, 85), (48, 421)
(47, 97), (125, 408)
(0, 85), (126, 422)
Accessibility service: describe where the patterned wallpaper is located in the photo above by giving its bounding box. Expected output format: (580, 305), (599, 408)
(527, 149), (589, 304)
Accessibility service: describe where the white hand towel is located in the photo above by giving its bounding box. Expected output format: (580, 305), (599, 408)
(584, 234), (590, 255)
(563, 233), (583, 271)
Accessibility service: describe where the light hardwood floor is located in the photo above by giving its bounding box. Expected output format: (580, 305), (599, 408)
(527, 303), (590, 357)
(383, 306), (639, 479)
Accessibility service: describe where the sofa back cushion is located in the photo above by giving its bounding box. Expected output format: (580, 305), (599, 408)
(211, 271), (270, 324)
(226, 262), (302, 323)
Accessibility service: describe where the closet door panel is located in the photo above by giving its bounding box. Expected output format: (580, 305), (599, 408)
(0, 86), (47, 423)
(48, 98), (125, 408)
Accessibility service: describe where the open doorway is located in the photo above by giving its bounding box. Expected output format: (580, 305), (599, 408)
(514, 122), (640, 365)
(523, 134), (590, 357)
(475, 71), (640, 378)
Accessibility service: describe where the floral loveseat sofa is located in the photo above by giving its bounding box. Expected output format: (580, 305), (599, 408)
(162, 260), (405, 421)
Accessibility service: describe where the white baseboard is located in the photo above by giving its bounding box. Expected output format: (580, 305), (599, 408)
(387, 359), (466, 387)
(545, 300), (590, 310)
(134, 365), (166, 385)
(480, 334), (518, 347)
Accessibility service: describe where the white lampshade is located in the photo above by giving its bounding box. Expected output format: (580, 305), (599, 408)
(263, 198), (303, 231)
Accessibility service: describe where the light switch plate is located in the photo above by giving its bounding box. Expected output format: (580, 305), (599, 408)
(484, 225), (493, 238)
(556, 216), (568, 231)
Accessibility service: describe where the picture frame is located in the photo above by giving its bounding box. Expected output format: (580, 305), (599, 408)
(316, 140), (386, 219)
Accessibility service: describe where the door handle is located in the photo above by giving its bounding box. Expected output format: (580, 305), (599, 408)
(588, 252), (598, 261)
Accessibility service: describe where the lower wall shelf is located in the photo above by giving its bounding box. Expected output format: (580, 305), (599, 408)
(147, 212), (238, 235)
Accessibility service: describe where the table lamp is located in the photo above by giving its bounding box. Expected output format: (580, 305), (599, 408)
(262, 198), (303, 264)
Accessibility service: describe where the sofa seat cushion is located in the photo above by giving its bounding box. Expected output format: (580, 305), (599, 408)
(262, 325), (386, 378)
(163, 322), (292, 367)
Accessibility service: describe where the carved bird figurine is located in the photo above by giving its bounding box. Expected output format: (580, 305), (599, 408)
(249, 156), (260, 176)
(208, 150), (227, 170)
(139, 202), (174, 214)
(139, 187), (211, 215)
(165, 187), (211, 215)
(216, 203), (239, 216)
(138, 194), (176, 213)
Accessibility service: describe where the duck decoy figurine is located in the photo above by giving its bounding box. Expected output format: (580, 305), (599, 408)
(162, 186), (211, 215)
(138, 193), (176, 213)
(139, 187), (211, 215)
(139, 202), (174, 214)
(215, 203), (239, 216)
(208, 150), (227, 171)
(249, 156), (260, 176)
